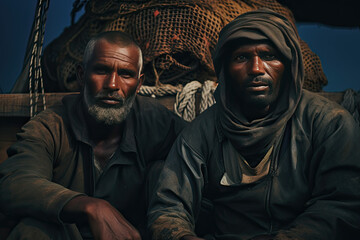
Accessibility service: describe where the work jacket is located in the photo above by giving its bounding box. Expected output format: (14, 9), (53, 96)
(0, 94), (186, 239)
(149, 90), (360, 240)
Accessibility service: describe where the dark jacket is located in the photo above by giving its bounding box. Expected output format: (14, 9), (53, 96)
(0, 94), (186, 238)
(148, 90), (360, 240)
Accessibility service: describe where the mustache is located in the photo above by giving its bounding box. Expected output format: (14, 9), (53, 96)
(245, 77), (273, 88)
(94, 91), (125, 102)
(244, 76), (274, 91)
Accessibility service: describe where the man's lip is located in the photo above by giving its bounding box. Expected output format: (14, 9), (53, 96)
(99, 98), (121, 104)
(246, 82), (269, 91)
(247, 85), (269, 91)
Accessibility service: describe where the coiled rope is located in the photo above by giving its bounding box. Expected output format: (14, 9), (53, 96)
(174, 81), (203, 122)
(174, 80), (217, 121)
(139, 80), (217, 122)
(139, 84), (183, 98)
(199, 80), (217, 114)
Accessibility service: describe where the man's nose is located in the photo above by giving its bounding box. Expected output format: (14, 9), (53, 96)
(105, 71), (120, 90)
(248, 56), (265, 75)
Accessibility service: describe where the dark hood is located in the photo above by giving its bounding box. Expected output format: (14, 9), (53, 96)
(213, 9), (304, 160)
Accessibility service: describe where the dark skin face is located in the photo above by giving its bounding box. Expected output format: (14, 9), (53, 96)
(227, 41), (285, 121)
(77, 39), (144, 158)
(80, 39), (143, 108)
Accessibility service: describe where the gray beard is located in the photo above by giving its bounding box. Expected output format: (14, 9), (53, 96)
(84, 87), (136, 126)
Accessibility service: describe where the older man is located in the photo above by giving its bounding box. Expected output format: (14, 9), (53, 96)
(148, 9), (360, 240)
(0, 31), (186, 239)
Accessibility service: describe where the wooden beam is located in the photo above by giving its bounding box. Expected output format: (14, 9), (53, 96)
(0, 93), (177, 117)
(0, 93), (76, 117)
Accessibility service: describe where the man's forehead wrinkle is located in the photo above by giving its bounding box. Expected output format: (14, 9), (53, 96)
(100, 51), (135, 63)
(90, 49), (139, 67)
(92, 39), (139, 60)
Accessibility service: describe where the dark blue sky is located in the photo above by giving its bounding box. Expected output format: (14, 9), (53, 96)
(0, 1), (359, 93)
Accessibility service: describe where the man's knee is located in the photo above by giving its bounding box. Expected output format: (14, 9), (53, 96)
(7, 217), (81, 240)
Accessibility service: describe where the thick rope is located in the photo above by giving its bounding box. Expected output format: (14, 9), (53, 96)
(174, 81), (202, 122)
(29, 0), (49, 117)
(341, 89), (360, 125)
(200, 80), (217, 113)
(139, 84), (183, 97)
(139, 81), (218, 121)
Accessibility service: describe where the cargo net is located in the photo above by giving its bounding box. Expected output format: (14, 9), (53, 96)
(42, 0), (327, 92)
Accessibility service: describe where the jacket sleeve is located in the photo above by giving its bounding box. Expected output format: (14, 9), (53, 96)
(148, 136), (206, 240)
(0, 113), (84, 224)
(275, 108), (360, 240)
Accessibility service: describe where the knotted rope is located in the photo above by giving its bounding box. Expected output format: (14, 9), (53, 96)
(172, 80), (218, 121)
(341, 89), (360, 125)
(199, 80), (217, 114)
(139, 80), (217, 121)
(174, 81), (203, 122)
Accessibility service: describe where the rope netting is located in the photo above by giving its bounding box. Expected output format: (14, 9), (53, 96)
(42, 0), (327, 93)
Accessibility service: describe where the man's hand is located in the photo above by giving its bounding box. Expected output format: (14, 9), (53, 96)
(60, 195), (141, 240)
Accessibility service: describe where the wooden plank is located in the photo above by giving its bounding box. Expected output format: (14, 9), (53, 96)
(0, 93), (177, 117)
(0, 92), (76, 117)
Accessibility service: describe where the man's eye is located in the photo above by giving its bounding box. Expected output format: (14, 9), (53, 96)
(94, 67), (109, 74)
(121, 74), (132, 79)
(262, 54), (278, 61)
(233, 55), (247, 62)
(118, 70), (135, 79)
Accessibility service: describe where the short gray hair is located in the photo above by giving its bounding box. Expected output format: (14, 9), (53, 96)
(82, 31), (143, 73)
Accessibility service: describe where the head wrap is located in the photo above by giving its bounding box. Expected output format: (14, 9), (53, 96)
(213, 9), (304, 160)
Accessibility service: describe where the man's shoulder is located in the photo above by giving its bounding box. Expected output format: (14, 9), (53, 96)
(25, 94), (78, 130)
(299, 90), (350, 117)
(296, 90), (357, 132)
(32, 102), (67, 124)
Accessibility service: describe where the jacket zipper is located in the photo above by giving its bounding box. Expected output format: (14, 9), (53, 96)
(265, 157), (276, 233)
(264, 124), (289, 234)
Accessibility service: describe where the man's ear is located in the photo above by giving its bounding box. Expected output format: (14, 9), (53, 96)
(136, 73), (144, 93)
(76, 64), (85, 89)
